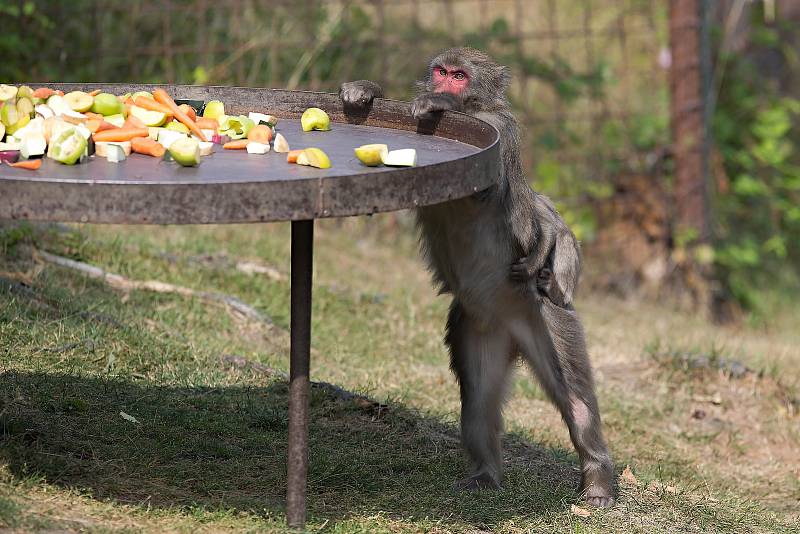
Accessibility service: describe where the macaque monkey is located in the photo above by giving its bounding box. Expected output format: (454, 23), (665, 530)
(340, 48), (614, 507)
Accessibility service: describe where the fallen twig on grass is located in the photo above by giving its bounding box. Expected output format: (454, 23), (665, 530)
(35, 249), (275, 326)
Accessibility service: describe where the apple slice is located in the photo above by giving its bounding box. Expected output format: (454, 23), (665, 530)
(64, 91), (94, 113)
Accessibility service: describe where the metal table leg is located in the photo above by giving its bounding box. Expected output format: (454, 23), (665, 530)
(287, 219), (313, 529)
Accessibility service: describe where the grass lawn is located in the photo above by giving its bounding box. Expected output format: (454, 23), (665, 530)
(1, 218), (798, 533)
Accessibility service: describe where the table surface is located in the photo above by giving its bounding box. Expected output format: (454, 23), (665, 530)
(0, 84), (500, 224)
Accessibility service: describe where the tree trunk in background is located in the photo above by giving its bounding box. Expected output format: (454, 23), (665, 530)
(668, 0), (713, 310)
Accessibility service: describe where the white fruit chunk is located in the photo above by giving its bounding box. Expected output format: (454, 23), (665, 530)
(246, 142), (270, 154)
(382, 148), (417, 167)
(20, 133), (46, 159)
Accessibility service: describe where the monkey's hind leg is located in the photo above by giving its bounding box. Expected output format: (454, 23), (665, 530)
(511, 301), (615, 507)
(446, 301), (516, 491)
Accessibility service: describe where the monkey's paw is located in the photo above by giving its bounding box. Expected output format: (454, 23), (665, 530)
(509, 258), (537, 283)
(339, 81), (380, 107)
(453, 472), (503, 492)
(411, 93), (459, 120)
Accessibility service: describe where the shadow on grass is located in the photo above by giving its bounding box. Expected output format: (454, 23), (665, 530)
(0, 370), (582, 528)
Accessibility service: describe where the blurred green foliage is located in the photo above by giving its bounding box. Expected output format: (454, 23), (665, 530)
(1, 1), (795, 308)
(712, 15), (800, 310)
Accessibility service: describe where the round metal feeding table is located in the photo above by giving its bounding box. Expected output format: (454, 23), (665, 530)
(0, 84), (499, 528)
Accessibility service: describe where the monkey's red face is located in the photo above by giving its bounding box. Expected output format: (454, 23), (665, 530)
(432, 65), (470, 95)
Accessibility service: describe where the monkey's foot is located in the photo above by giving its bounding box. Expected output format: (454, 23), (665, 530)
(580, 465), (615, 508)
(453, 472), (503, 492)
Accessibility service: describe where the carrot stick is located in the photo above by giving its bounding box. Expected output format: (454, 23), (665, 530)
(133, 96), (173, 116)
(287, 149), (303, 163)
(152, 89), (206, 142)
(85, 112), (104, 120)
(86, 119), (119, 133)
(178, 104), (196, 122)
(223, 139), (250, 150)
(88, 89), (102, 97)
(195, 117), (219, 131)
(8, 159), (42, 170)
(92, 128), (149, 142)
(123, 115), (146, 129)
(131, 137), (166, 158)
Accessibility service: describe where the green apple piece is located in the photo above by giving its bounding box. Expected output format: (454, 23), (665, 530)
(6, 113), (30, 136)
(91, 93), (123, 116)
(168, 137), (200, 167)
(273, 133), (290, 153)
(17, 86), (33, 99)
(382, 148), (417, 167)
(301, 147), (331, 169)
(49, 128), (87, 165)
(104, 114), (125, 128)
(203, 100), (225, 120)
(1, 102), (18, 128)
(130, 105), (167, 127)
(219, 115), (254, 140)
(0, 84), (17, 102)
(301, 107), (330, 132)
(165, 120), (190, 134)
(17, 97), (34, 118)
(354, 144), (388, 167)
(0, 123), (4, 141)
(64, 91), (94, 113)
(131, 91), (154, 100)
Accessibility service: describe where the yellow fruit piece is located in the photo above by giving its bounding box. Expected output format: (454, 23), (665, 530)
(354, 144), (388, 167)
(299, 148), (331, 169)
(6, 113), (30, 136)
(64, 91), (94, 113)
(301, 107), (330, 132)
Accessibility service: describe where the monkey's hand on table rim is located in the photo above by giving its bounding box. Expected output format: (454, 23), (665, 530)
(411, 92), (463, 120)
(339, 80), (384, 107)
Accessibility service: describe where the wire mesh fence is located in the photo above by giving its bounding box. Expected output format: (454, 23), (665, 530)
(13, 0), (671, 237)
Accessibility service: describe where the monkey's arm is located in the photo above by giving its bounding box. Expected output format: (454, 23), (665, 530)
(339, 80), (384, 106)
(411, 92), (463, 120)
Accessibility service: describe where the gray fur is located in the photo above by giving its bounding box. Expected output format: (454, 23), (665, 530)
(340, 47), (614, 507)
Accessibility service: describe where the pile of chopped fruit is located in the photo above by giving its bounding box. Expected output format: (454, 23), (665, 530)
(0, 84), (416, 172)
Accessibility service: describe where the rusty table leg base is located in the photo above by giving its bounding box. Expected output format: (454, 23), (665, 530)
(287, 219), (313, 529)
